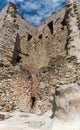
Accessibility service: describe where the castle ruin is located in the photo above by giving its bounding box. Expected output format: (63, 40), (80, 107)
(0, 0), (80, 116)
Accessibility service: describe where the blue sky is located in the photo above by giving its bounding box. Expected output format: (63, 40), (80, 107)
(0, 0), (68, 26)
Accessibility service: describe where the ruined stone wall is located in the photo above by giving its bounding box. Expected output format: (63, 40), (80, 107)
(65, 0), (80, 62)
(0, 1), (80, 114)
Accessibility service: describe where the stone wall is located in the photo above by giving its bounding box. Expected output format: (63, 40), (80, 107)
(0, 1), (80, 114)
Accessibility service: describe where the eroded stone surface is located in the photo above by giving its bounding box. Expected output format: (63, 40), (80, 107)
(0, 0), (80, 115)
(50, 83), (80, 120)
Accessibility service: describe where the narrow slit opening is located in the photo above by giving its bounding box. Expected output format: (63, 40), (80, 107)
(48, 21), (53, 34)
(38, 34), (42, 39)
(28, 34), (32, 41)
(31, 97), (36, 108)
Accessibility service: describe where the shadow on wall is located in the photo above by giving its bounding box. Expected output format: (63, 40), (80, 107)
(11, 33), (21, 65)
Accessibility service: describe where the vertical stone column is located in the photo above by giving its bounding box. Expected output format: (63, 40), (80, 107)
(65, 0), (80, 62)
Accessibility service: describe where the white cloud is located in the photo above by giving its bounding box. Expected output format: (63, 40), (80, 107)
(20, 1), (41, 12)
(16, 0), (24, 2)
(23, 14), (42, 26)
(3, 0), (69, 26)
(6, 0), (24, 3)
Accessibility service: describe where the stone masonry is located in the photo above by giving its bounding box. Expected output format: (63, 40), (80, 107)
(0, 0), (80, 115)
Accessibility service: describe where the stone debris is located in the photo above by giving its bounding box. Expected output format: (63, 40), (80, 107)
(0, 114), (5, 121)
(50, 83), (80, 120)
